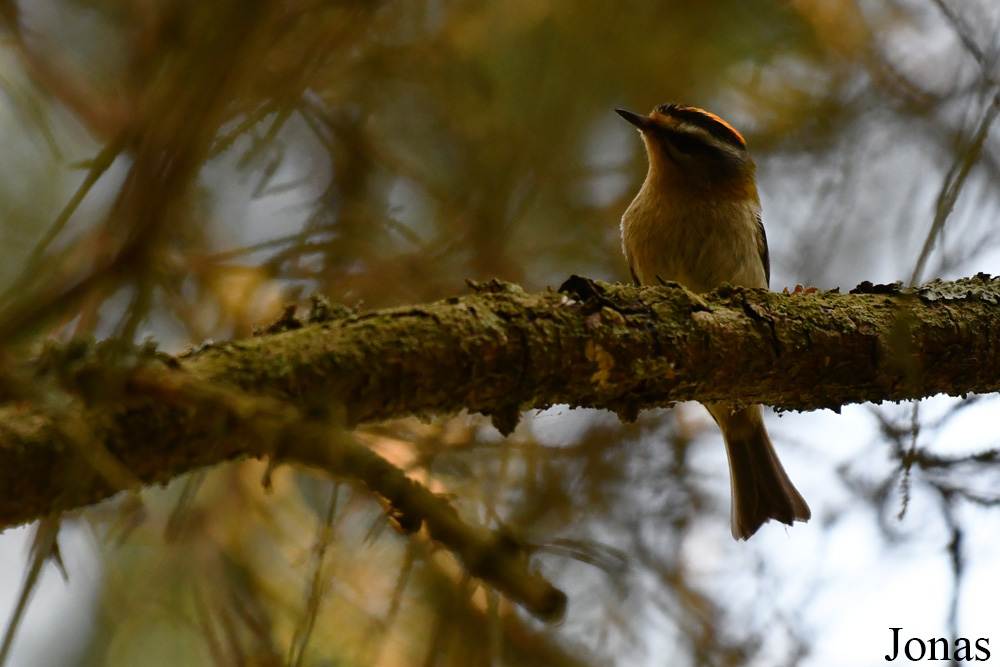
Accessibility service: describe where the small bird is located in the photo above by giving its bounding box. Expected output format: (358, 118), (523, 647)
(616, 103), (810, 540)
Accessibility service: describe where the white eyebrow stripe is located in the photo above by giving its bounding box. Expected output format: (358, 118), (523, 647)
(676, 121), (748, 157)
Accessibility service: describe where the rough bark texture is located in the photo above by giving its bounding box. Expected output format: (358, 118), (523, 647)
(190, 273), (1000, 423)
(3, 274), (1000, 529)
(1, 274), (999, 611)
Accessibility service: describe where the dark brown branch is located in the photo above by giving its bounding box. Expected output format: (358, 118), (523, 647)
(0, 363), (565, 619)
(2, 274), (1000, 610)
(186, 274), (1000, 423)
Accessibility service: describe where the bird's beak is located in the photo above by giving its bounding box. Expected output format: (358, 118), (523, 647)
(615, 108), (654, 132)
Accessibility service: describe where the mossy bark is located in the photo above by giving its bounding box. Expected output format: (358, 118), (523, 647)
(188, 273), (1000, 424)
(2, 274), (1000, 531)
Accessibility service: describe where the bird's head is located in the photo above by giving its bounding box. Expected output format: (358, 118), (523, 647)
(616, 104), (757, 198)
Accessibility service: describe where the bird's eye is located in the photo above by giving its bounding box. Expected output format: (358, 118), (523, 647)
(667, 132), (704, 155)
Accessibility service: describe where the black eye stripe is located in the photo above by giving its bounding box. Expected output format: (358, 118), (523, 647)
(664, 130), (707, 154)
(661, 127), (728, 158)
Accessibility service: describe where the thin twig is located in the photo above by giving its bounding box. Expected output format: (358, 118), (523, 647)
(128, 367), (568, 621)
(909, 90), (1000, 285)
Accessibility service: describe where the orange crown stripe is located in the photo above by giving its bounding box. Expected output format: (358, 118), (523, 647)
(655, 104), (747, 149)
(677, 106), (746, 146)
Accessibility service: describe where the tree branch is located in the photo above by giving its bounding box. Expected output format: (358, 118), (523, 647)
(189, 274), (1000, 423)
(1, 274), (999, 616)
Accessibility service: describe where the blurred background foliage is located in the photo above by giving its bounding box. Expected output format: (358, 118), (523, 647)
(0, 0), (999, 665)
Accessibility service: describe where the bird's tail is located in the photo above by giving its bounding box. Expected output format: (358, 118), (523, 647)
(707, 403), (811, 540)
